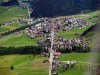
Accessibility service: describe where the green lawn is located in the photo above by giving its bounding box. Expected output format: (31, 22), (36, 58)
(57, 26), (91, 39)
(0, 34), (39, 47)
(0, 23), (25, 33)
(0, 6), (28, 24)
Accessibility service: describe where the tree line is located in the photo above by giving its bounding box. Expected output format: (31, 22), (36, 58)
(0, 45), (90, 55)
(0, 46), (43, 55)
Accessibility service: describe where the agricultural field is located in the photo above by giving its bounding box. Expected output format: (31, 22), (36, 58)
(0, 55), (49, 75)
(0, 23), (25, 33)
(57, 25), (91, 39)
(0, 53), (89, 75)
(0, 34), (39, 47)
(59, 53), (90, 75)
(0, 6), (28, 24)
(0, 6), (8, 12)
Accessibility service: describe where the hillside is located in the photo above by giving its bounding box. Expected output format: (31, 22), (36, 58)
(1, 0), (100, 17)
(0, 6), (28, 24)
(30, 0), (100, 17)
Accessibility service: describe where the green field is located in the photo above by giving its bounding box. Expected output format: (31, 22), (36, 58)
(0, 23), (25, 33)
(0, 55), (49, 75)
(0, 34), (39, 47)
(57, 26), (91, 39)
(0, 6), (8, 12)
(0, 6), (28, 24)
(0, 53), (89, 75)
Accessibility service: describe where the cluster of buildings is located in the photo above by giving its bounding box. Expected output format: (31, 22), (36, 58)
(62, 18), (88, 30)
(25, 17), (89, 38)
(25, 18), (60, 38)
(38, 35), (91, 53)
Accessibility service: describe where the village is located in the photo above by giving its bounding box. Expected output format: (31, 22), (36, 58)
(0, 11), (96, 75)
(0, 0), (99, 75)
(24, 17), (89, 38)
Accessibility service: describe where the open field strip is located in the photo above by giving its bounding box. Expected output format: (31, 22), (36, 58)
(0, 53), (89, 75)
(0, 23), (25, 33)
(0, 6), (28, 24)
(0, 34), (40, 47)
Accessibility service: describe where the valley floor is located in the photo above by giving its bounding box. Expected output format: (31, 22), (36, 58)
(0, 53), (91, 75)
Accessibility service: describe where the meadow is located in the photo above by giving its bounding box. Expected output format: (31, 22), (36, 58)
(0, 55), (49, 75)
(0, 6), (28, 24)
(0, 53), (89, 75)
(57, 26), (91, 39)
(0, 34), (39, 47)
(0, 23), (25, 33)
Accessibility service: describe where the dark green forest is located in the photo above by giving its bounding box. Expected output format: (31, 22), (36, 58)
(30, 0), (100, 17)
(0, 0), (100, 17)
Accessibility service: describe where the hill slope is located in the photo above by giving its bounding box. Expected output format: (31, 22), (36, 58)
(0, 6), (28, 24)
(30, 0), (100, 17)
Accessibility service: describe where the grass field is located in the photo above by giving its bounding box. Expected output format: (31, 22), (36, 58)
(59, 53), (91, 75)
(57, 26), (91, 39)
(0, 23), (25, 33)
(0, 6), (8, 12)
(0, 34), (39, 47)
(0, 55), (49, 75)
(0, 53), (89, 75)
(0, 6), (28, 24)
